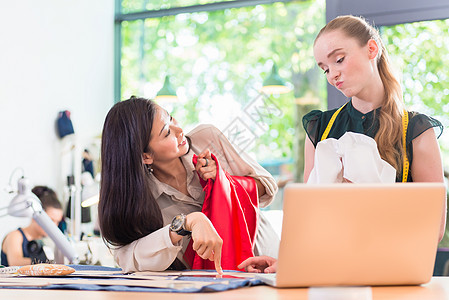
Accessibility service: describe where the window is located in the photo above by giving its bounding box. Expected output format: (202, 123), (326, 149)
(116, 0), (326, 167)
(382, 19), (449, 157)
(121, 0), (237, 14)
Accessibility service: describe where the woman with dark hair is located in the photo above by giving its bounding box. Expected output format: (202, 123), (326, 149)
(1, 186), (63, 266)
(98, 97), (278, 274)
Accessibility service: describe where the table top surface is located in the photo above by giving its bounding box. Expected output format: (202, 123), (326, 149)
(1, 276), (449, 300)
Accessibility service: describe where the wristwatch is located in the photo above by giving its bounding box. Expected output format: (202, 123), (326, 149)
(169, 214), (192, 236)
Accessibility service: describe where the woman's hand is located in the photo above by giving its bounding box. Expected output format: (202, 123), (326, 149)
(195, 149), (217, 181)
(238, 256), (278, 273)
(185, 212), (223, 275)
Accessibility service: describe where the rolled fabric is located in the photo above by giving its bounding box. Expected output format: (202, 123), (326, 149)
(18, 263), (75, 276)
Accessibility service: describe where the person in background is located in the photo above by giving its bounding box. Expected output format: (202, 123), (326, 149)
(82, 149), (95, 178)
(239, 15), (445, 273)
(98, 97), (279, 275)
(1, 186), (64, 266)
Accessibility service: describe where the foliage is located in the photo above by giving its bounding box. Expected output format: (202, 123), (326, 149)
(120, 0), (326, 162)
(120, 1), (449, 175)
(382, 20), (449, 165)
(121, 0), (236, 14)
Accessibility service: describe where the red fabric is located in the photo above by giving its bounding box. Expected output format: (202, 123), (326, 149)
(185, 154), (258, 271)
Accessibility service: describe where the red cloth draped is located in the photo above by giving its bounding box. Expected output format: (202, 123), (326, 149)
(184, 154), (258, 271)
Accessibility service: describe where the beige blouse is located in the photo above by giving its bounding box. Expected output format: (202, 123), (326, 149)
(113, 124), (279, 272)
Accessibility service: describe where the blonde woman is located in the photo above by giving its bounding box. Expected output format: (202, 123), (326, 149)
(240, 15), (445, 273)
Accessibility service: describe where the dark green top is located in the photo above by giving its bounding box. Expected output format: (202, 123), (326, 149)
(302, 100), (443, 182)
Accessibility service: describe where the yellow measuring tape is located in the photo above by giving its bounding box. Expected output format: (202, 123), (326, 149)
(320, 103), (409, 182)
(320, 103), (347, 141)
(401, 110), (409, 182)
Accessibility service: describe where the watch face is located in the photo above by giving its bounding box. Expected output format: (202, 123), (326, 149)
(170, 215), (184, 232)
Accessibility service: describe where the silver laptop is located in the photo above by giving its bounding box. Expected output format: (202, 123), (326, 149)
(256, 182), (445, 287)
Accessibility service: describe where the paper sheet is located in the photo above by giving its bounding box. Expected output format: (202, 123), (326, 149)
(0, 276), (228, 290)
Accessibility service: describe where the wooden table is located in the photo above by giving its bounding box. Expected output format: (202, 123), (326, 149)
(1, 276), (448, 299)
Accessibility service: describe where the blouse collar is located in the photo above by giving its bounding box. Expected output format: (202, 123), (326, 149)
(149, 150), (204, 204)
(347, 100), (381, 122)
(147, 150), (199, 200)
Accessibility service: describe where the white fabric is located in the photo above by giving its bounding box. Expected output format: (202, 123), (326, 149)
(308, 132), (396, 184)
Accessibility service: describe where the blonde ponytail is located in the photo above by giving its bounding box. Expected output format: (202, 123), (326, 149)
(375, 43), (404, 173)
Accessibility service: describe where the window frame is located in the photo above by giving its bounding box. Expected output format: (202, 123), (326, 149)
(114, 0), (295, 103)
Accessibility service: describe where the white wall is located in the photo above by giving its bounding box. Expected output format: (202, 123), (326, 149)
(0, 1), (114, 245)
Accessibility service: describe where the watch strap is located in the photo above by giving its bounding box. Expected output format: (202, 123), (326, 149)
(175, 228), (192, 236)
